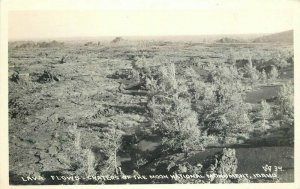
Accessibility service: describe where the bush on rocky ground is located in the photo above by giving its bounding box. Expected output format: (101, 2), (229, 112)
(36, 70), (60, 83)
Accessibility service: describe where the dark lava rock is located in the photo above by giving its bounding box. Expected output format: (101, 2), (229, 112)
(37, 70), (60, 83)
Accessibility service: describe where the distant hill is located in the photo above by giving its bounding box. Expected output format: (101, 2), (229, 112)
(110, 37), (125, 44)
(253, 30), (293, 43)
(215, 37), (245, 43)
(9, 40), (65, 49)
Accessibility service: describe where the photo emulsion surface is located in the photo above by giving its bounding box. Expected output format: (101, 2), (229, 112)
(8, 10), (294, 185)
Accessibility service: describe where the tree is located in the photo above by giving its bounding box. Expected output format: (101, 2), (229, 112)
(260, 69), (267, 83)
(277, 81), (294, 144)
(100, 122), (123, 175)
(65, 124), (97, 181)
(245, 56), (259, 85)
(188, 62), (252, 145)
(146, 63), (203, 153)
(62, 122), (123, 183)
(259, 100), (272, 130)
(269, 66), (279, 82)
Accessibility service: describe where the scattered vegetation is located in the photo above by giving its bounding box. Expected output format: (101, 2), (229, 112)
(8, 37), (294, 184)
(11, 40), (64, 49)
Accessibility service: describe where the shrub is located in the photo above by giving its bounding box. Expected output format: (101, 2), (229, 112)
(130, 57), (156, 88)
(10, 72), (20, 83)
(145, 63), (203, 153)
(187, 62), (252, 145)
(36, 70), (60, 83)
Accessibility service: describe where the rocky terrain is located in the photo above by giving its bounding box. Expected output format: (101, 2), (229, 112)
(8, 36), (294, 184)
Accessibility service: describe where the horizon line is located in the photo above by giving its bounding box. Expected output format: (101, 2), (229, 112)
(8, 29), (293, 42)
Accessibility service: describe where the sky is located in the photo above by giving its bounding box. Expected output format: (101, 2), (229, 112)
(7, 0), (296, 40)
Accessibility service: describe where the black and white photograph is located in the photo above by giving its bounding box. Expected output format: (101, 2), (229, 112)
(0, 0), (299, 187)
